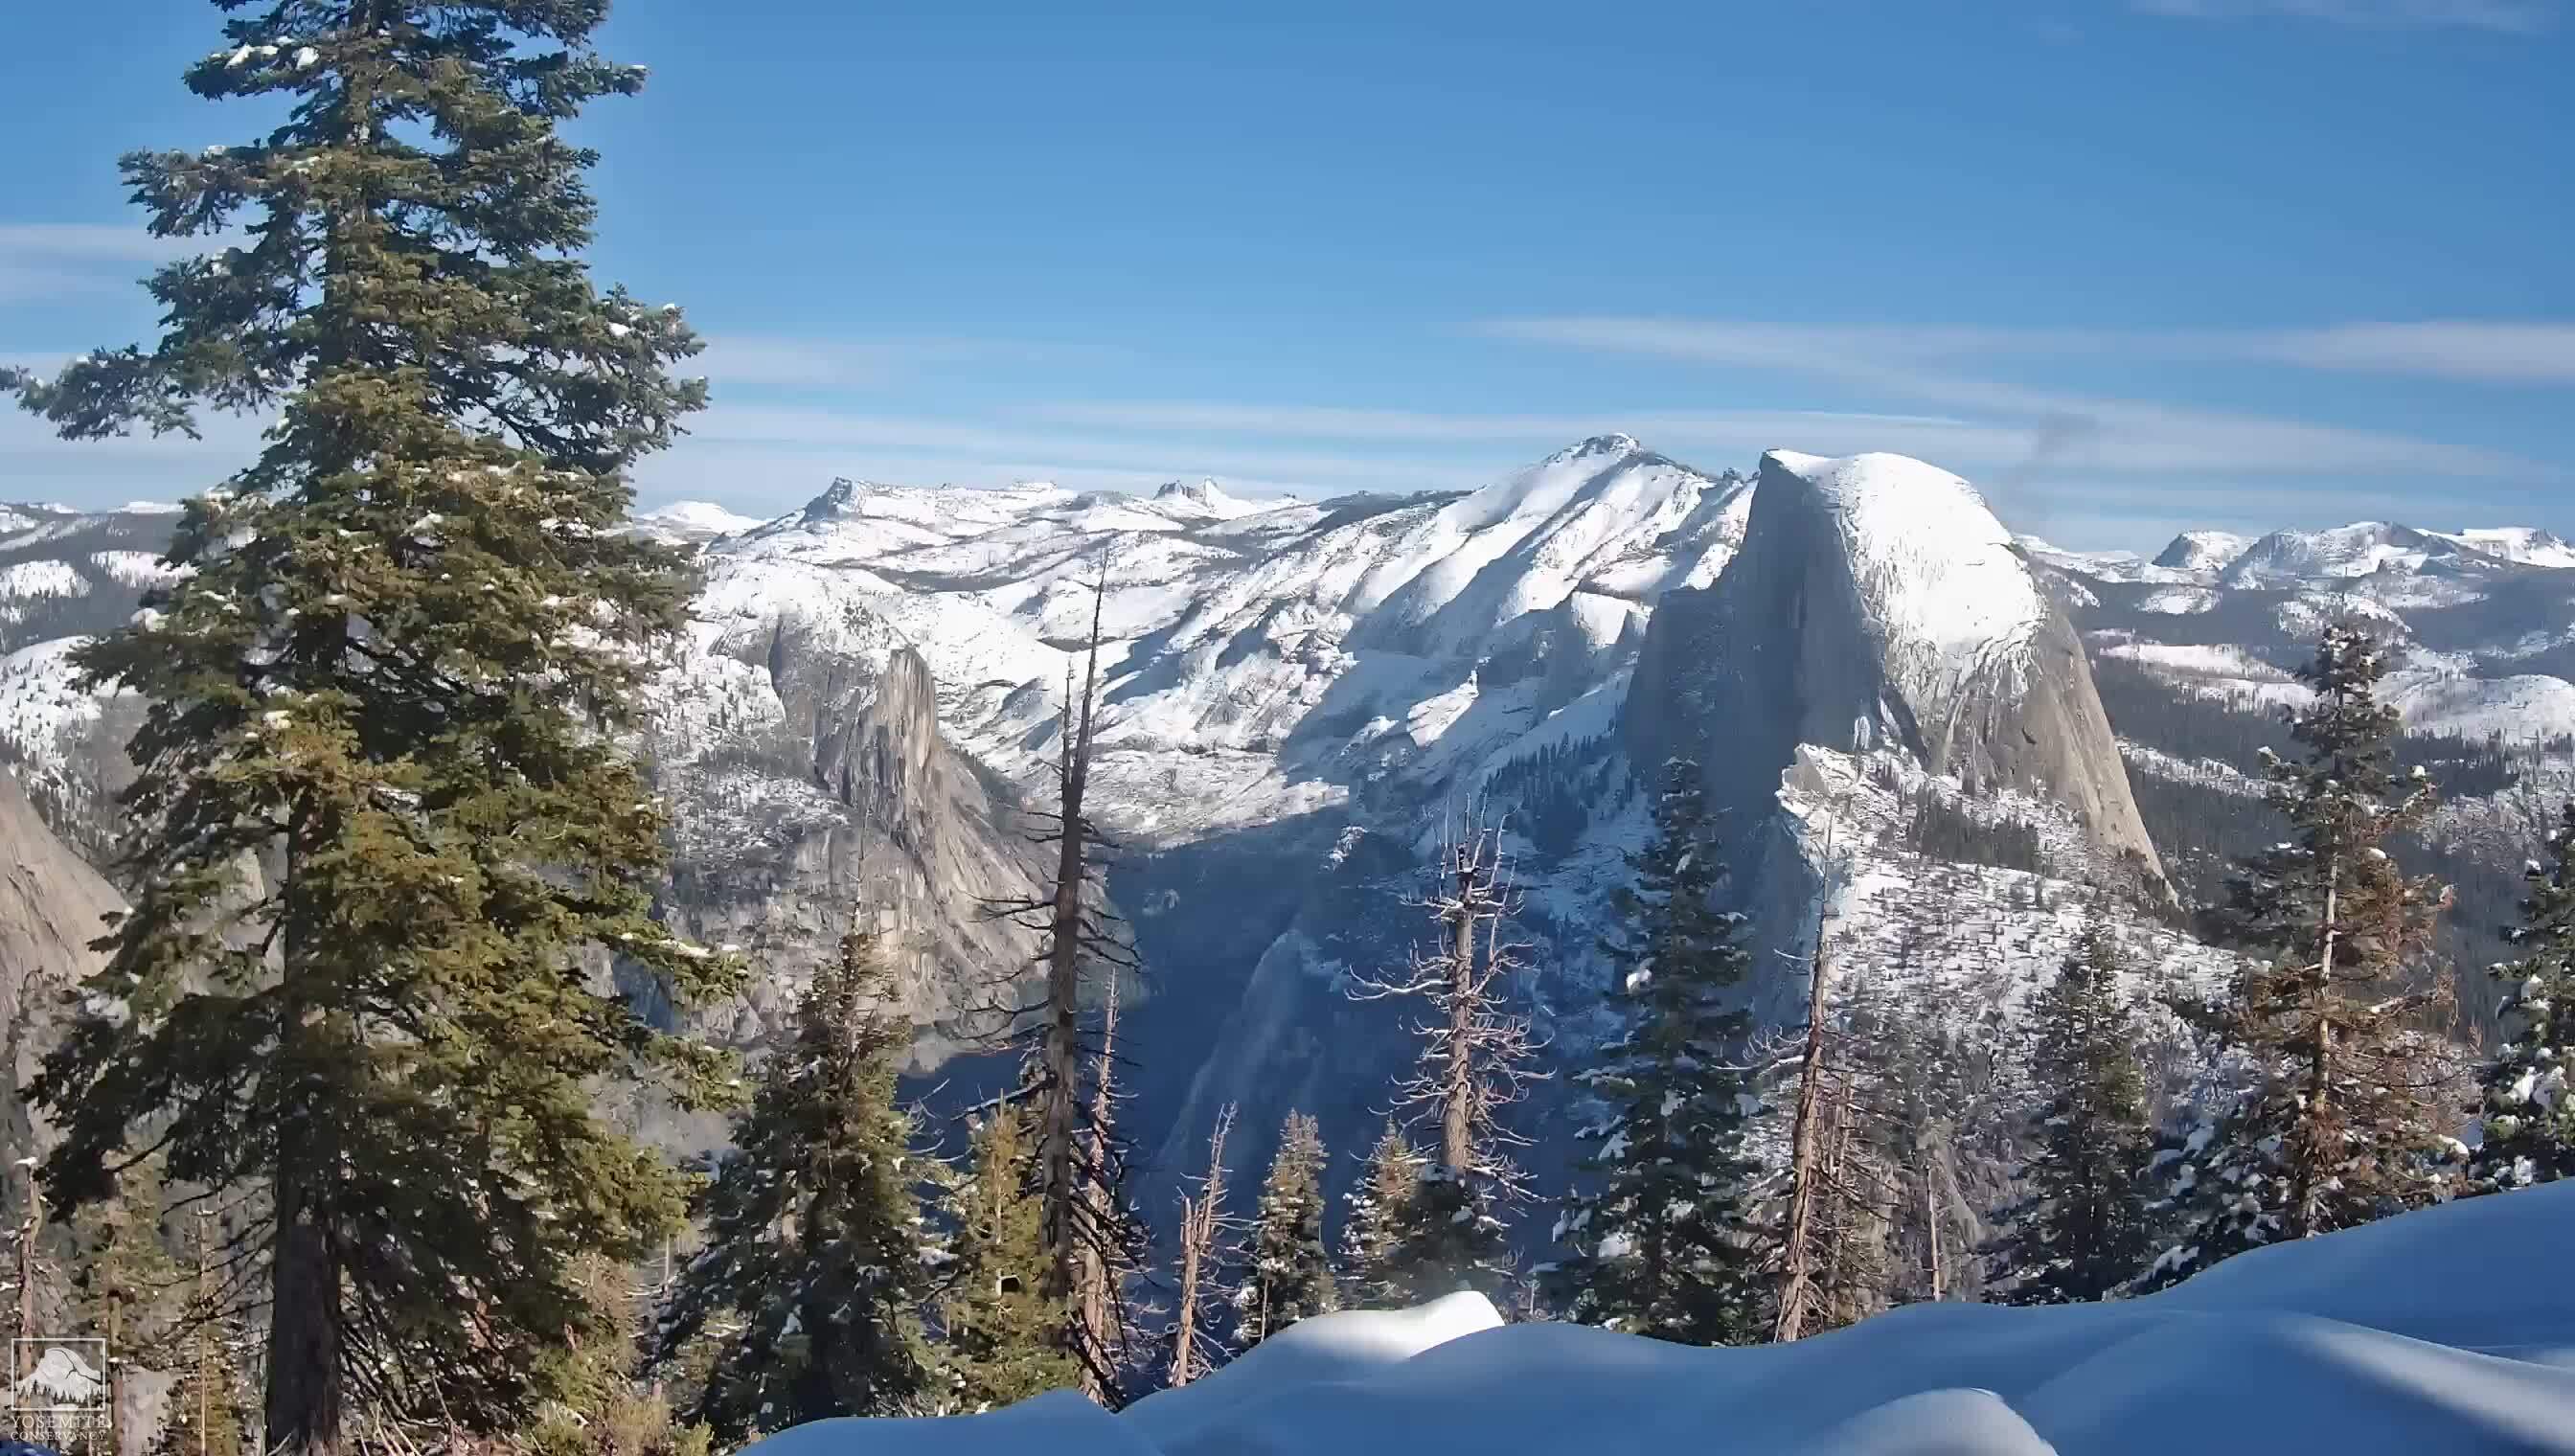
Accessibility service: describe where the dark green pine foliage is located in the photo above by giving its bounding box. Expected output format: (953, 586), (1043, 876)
(2472, 800), (2575, 1191)
(1549, 758), (1762, 1344)
(2139, 624), (2454, 1290)
(1231, 1113), (1339, 1347)
(1380, 1169), (1510, 1305)
(939, 1107), (1081, 1411)
(5, 7), (738, 1453)
(652, 928), (937, 1441)
(1339, 1122), (1423, 1308)
(1985, 927), (2157, 1304)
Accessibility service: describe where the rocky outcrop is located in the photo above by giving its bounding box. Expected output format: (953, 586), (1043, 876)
(0, 763), (121, 1158)
(1626, 450), (2162, 877)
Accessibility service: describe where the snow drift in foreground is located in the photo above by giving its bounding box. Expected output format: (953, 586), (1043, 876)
(744, 1183), (2575, 1455)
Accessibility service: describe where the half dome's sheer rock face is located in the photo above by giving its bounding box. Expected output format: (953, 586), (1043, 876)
(0, 764), (120, 1157)
(1626, 450), (2161, 877)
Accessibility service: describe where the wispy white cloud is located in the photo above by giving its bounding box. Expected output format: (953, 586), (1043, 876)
(1471, 317), (2558, 479)
(2244, 322), (2575, 384)
(2130, 0), (2557, 30)
(0, 222), (244, 305)
(694, 335), (1132, 392)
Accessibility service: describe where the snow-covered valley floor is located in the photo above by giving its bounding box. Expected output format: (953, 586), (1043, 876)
(749, 1182), (2575, 1455)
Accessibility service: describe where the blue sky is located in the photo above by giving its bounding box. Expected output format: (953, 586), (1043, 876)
(3, 0), (2568, 551)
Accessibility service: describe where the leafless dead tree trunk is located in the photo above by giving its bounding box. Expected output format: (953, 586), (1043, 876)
(1169, 1107), (1237, 1389)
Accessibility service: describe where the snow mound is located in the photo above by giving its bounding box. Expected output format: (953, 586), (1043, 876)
(745, 1186), (2575, 1455)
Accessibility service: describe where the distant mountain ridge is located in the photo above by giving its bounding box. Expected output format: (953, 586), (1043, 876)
(4, 442), (2570, 1216)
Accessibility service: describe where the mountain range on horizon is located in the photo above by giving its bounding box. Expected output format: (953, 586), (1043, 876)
(4, 433), (2570, 1236)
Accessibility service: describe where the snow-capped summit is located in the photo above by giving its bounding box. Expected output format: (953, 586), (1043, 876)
(1150, 477), (1265, 520)
(1545, 432), (1644, 464)
(1762, 450), (2051, 710)
(2153, 529), (2255, 574)
(2438, 526), (2575, 570)
(2221, 521), (2480, 587)
(633, 499), (765, 543)
(1629, 448), (2159, 898)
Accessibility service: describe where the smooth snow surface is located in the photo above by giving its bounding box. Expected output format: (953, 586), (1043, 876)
(744, 1187), (2575, 1455)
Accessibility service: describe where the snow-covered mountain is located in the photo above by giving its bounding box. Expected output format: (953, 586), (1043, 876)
(4, 443), (2571, 1216)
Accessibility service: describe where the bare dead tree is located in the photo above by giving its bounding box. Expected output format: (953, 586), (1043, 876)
(1167, 1107), (1238, 1390)
(1349, 816), (1550, 1201)
(971, 550), (1148, 1405)
(1770, 809), (1842, 1344)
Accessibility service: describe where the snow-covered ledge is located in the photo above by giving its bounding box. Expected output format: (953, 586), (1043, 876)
(745, 1186), (2575, 1456)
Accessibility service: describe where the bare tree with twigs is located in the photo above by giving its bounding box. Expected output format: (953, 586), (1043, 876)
(1348, 814), (1549, 1301)
(1166, 1107), (1240, 1389)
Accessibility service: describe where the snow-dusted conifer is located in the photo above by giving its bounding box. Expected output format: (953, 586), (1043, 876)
(939, 1106), (1080, 1410)
(1548, 759), (1762, 1344)
(2140, 624), (2456, 1288)
(652, 927), (936, 1440)
(1233, 1113), (1338, 1348)
(1985, 927), (2157, 1304)
(2472, 800), (2575, 1191)
(8, 7), (738, 1451)
(1340, 1123), (1423, 1308)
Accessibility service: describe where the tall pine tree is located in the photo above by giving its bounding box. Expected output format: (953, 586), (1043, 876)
(1985, 927), (2157, 1305)
(651, 927), (937, 1441)
(938, 1108), (1079, 1412)
(1232, 1113), (1338, 1349)
(1339, 1123), (1422, 1308)
(6, 8), (739, 1452)
(2141, 624), (2456, 1289)
(1549, 759), (1762, 1345)
(2472, 800), (2575, 1191)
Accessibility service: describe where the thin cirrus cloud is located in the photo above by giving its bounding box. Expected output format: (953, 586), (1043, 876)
(1470, 316), (2561, 480)
(2130, 0), (2559, 29)
(0, 223), (232, 303)
(694, 335), (1134, 392)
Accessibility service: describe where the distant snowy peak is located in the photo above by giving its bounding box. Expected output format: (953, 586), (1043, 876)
(1542, 432), (1643, 465)
(2220, 521), (2475, 587)
(2153, 530), (2256, 573)
(2437, 526), (2575, 571)
(634, 500), (766, 542)
(1151, 478), (1267, 520)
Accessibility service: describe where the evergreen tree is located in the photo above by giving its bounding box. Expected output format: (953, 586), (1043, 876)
(651, 928), (937, 1441)
(1985, 928), (2157, 1305)
(1339, 1123), (1422, 1308)
(1232, 1113), (1338, 1348)
(2141, 625), (2456, 1289)
(1549, 759), (1762, 1344)
(939, 1107), (1079, 1411)
(71, 1160), (183, 1365)
(2472, 799), (2575, 1191)
(6, 8), (740, 1451)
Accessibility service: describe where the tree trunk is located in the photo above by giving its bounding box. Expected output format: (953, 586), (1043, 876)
(264, 1165), (342, 1456)
(1773, 932), (1832, 1342)
(1442, 849), (1478, 1176)
(2293, 848), (2341, 1239)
